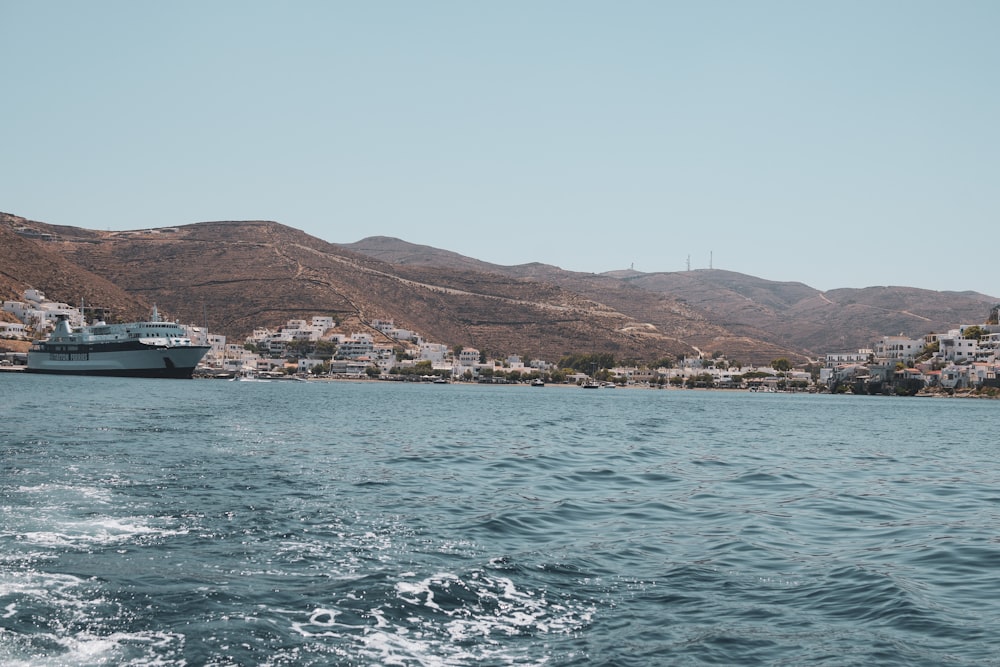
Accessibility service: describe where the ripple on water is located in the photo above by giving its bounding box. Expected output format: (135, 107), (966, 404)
(4, 380), (1000, 666)
(288, 563), (596, 666)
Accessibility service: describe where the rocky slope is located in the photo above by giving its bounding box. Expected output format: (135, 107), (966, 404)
(0, 213), (150, 321)
(5, 212), (995, 365)
(344, 237), (997, 358)
(2, 216), (699, 362)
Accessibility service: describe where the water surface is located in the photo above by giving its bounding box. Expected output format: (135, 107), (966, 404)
(2, 376), (999, 665)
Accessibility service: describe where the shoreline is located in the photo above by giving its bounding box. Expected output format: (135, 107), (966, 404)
(4, 370), (997, 398)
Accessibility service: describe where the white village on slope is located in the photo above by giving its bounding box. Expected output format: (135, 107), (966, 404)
(3, 289), (999, 394)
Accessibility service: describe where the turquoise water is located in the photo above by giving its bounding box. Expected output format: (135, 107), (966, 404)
(2, 375), (999, 665)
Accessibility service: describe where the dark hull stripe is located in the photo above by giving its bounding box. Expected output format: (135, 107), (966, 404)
(33, 342), (211, 354)
(24, 367), (199, 379)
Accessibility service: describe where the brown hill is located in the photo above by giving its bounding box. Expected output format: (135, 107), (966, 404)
(621, 270), (997, 355)
(9, 214), (992, 366)
(0, 213), (150, 321)
(343, 237), (999, 358)
(6, 216), (704, 362)
(339, 238), (802, 364)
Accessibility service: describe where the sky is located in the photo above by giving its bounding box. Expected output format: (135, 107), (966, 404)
(2, 1), (998, 295)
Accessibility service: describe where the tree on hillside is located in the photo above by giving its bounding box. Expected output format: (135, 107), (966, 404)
(915, 340), (939, 364)
(963, 325), (985, 340)
(557, 352), (616, 373)
(770, 358), (792, 372)
(314, 340), (337, 357)
(651, 356), (675, 369)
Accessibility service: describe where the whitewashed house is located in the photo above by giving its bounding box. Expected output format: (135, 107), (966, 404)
(458, 347), (481, 366)
(938, 335), (979, 363)
(419, 343), (450, 364)
(337, 333), (374, 359)
(0, 321), (26, 338)
(825, 349), (873, 367)
(873, 336), (925, 363)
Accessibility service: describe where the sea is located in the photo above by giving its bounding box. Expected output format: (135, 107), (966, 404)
(2, 374), (999, 666)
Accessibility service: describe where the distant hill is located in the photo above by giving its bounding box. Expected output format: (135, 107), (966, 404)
(340, 236), (570, 280)
(343, 236), (999, 358)
(342, 238), (813, 364)
(2, 216), (700, 362)
(621, 270), (997, 355)
(0, 213), (150, 321)
(4, 212), (996, 365)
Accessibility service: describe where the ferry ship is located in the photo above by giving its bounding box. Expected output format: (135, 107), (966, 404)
(27, 306), (210, 378)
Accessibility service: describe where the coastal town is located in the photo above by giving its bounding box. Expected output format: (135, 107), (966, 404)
(3, 289), (999, 396)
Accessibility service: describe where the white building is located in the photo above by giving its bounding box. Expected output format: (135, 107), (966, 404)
(372, 345), (397, 373)
(328, 359), (371, 376)
(182, 326), (209, 347)
(0, 321), (27, 338)
(825, 349), (873, 367)
(938, 335), (979, 363)
(976, 333), (1000, 362)
(1, 301), (31, 321)
(505, 355), (525, 370)
(338, 333), (374, 359)
(4, 291), (84, 330)
(458, 347), (481, 367)
(873, 336), (925, 363)
(221, 345), (261, 373)
(311, 316), (335, 331)
(23, 289), (46, 304)
(371, 318), (417, 342)
(388, 327), (417, 341)
(419, 343), (450, 364)
(298, 358), (327, 373)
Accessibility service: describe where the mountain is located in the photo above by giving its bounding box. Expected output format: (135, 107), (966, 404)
(619, 270), (997, 357)
(342, 236), (999, 358)
(5, 212), (996, 365)
(0, 213), (150, 320)
(2, 215), (700, 362)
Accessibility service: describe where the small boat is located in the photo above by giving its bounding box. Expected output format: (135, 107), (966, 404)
(582, 380), (601, 389)
(530, 378), (545, 387)
(26, 306), (209, 378)
(230, 366), (270, 382)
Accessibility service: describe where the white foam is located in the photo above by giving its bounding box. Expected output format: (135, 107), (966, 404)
(289, 568), (595, 666)
(0, 570), (87, 599)
(18, 516), (187, 548)
(15, 483), (113, 504)
(0, 630), (186, 667)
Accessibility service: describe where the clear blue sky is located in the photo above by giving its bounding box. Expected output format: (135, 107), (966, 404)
(3, 2), (998, 295)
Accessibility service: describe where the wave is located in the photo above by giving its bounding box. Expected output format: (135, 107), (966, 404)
(289, 564), (596, 666)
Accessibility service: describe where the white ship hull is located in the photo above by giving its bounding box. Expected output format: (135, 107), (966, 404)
(27, 343), (209, 378)
(26, 307), (210, 378)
